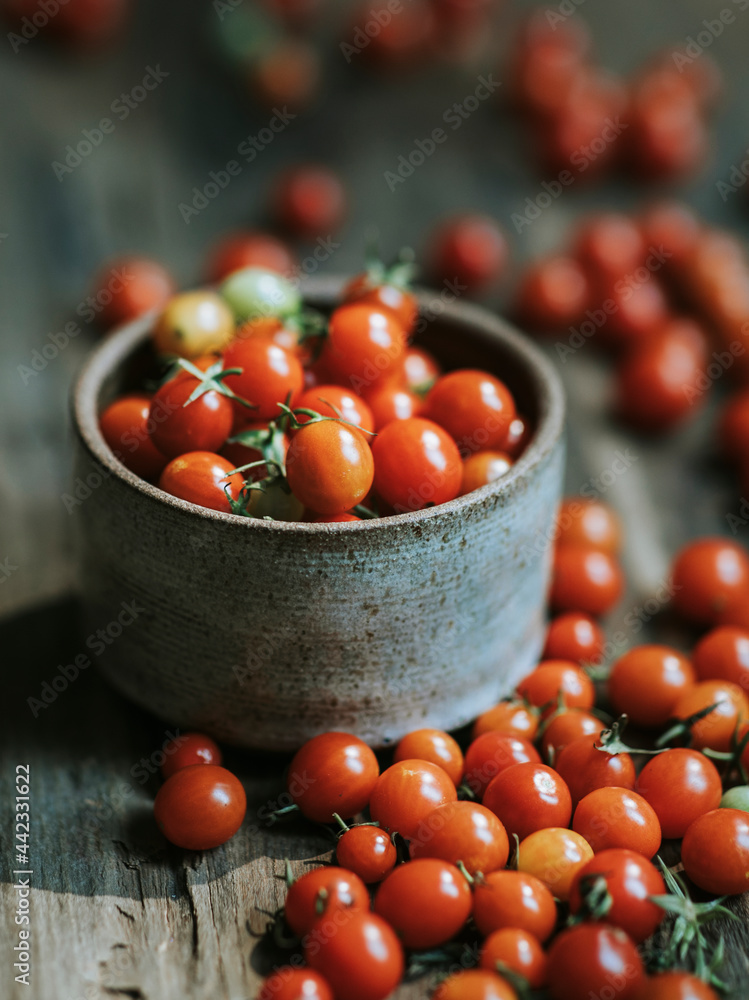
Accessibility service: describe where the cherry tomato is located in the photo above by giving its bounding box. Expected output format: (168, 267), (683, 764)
(100, 394), (168, 480)
(634, 748), (722, 839)
(573, 787), (661, 857)
(335, 825), (396, 884)
(284, 865), (369, 936)
(514, 255), (589, 332)
(718, 389), (749, 465)
(393, 728), (464, 786)
(153, 291), (235, 359)
(503, 414), (531, 459)
(599, 276), (671, 349)
(510, 13), (590, 116)
(365, 384), (423, 431)
(92, 257), (173, 329)
(718, 593), (749, 630)
(671, 538), (749, 626)
(460, 451), (513, 495)
(304, 910), (403, 1000)
(272, 165), (346, 239)
(429, 215), (509, 292)
(344, 273), (418, 334)
(371, 417), (462, 512)
(368, 759), (457, 840)
(550, 546), (624, 617)
(635, 971), (720, 1000)
(639, 201), (701, 269)
(409, 801), (509, 875)
(286, 420), (375, 515)
(205, 230), (295, 283)
(463, 732), (541, 798)
(538, 709), (601, 762)
(427, 370), (516, 455)
(545, 923), (644, 1000)
(161, 732), (222, 779)
(286, 732), (379, 823)
(516, 660), (595, 718)
(569, 848), (665, 943)
(251, 37), (321, 113)
(154, 764), (246, 850)
(356, 0), (436, 68)
(673, 679), (749, 753)
(608, 645), (695, 729)
(432, 970), (519, 1000)
(321, 302), (407, 389)
(543, 612), (605, 665)
(158, 451), (244, 513)
(556, 498), (621, 554)
(483, 763), (572, 841)
(555, 733), (635, 807)
(294, 385), (375, 437)
(305, 511), (361, 523)
(257, 968), (332, 1000)
(396, 345), (441, 393)
(575, 214), (646, 282)
(692, 626), (749, 690)
(517, 826), (593, 902)
(479, 927), (547, 988)
(473, 870), (557, 941)
(149, 373), (234, 459)
(223, 339), (304, 420)
(221, 420), (289, 484)
(472, 701), (539, 741)
(682, 808), (749, 896)
(373, 858), (472, 949)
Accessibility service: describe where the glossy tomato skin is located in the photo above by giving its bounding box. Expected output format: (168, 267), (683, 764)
(517, 827), (593, 902)
(681, 808), (749, 896)
(569, 849), (665, 943)
(284, 866), (369, 936)
(100, 394), (168, 480)
(395, 345), (442, 393)
(692, 626), (749, 689)
(335, 826), (396, 884)
(459, 451), (513, 495)
(154, 765), (246, 850)
(472, 870), (558, 942)
(205, 230), (295, 283)
(573, 787), (661, 858)
(149, 375), (234, 459)
(550, 546), (624, 617)
(635, 971), (720, 1000)
(304, 910), (403, 1000)
(673, 680), (749, 753)
(479, 928), (547, 988)
(153, 291), (235, 360)
(223, 339), (304, 420)
(545, 923), (644, 1000)
(373, 858), (472, 949)
(321, 302), (406, 389)
(365, 384), (423, 431)
(393, 728), (464, 785)
(409, 801), (510, 875)
(538, 710), (601, 761)
(516, 660), (595, 717)
(371, 417), (462, 512)
(671, 538), (749, 626)
(158, 451), (244, 513)
(472, 701), (539, 741)
(287, 732), (379, 823)
(555, 733), (635, 806)
(483, 763), (572, 841)
(294, 384), (375, 437)
(368, 759), (457, 840)
(344, 273), (418, 334)
(608, 645), (695, 729)
(543, 612), (605, 665)
(556, 498), (621, 554)
(427, 369), (516, 454)
(257, 967), (332, 1000)
(93, 256), (174, 329)
(272, 165), (346, 239)
(717, 593), (749, 630)
(634, 748), (722, 838)
(286, 420), (374, 515)
(432, 969), (519, 1000)
(161, 732), (222, 779)
(503, 414), (532, 459)
(463, 732), (541, 798)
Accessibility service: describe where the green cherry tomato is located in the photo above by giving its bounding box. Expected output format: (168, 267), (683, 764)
(220, 266), (301, 322)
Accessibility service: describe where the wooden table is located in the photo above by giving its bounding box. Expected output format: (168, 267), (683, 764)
(3, 0), (749, 996)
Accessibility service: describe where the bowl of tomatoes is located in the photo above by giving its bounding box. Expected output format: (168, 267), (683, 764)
(72, 269), (564, 750)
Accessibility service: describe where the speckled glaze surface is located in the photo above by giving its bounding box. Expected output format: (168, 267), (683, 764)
(71, 277), (565, 750)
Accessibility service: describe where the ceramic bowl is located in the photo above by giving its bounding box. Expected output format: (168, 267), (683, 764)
(71, 277), (565, 750)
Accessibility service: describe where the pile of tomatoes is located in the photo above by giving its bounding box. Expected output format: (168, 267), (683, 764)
(99, 257), (529, 521)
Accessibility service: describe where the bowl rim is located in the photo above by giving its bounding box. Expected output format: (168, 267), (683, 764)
(72, 276), (565, 533)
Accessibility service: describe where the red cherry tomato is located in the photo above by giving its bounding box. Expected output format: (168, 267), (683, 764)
(251, 37), (321, 112)
(545, 923), (644, 1000)
(692, 625), (749, 689)
(161, 732), (222, 779)
(257, 968), (332, 1000)
(284, 865), (369, 936)
(673, 679), (749, 753)
(483, 763), (572, 841)
(409, 800), (510, 875)
(365, 383), (423, 431)
(393, 728), (464, 786)
(295, 384), (375, 437)
(514, 255), (589, 332)
(569, 848), (666, 943)
(573, 787), (661, 857)
(373, 858), (472, 949)
(550, 546), (624, 617)
(599, 276), (671, 349)
(100, 394), (168, 480)
(149, 374), (234, 460)
(472, 701), (539, 741)
(371, 416), (462, 512)
(204, 231), (295, 282)
(634, 748), (722, 839)
(608, 645), (695, 729)
(543, 612), (605, 665)
(556, 498), (621, 554)
(538, 709), (601, 761)
(427, 369), (516, 454)
(516, 827), (593, 902)
(286, 420), (375, 515)
(272, 165), (346, 239)
(671, 537), (749, 626)
(460, 451), (513, 495)
(463, 732), (541, 799)
(335, 825), (396, 884)
(286, 732), (379, 823)
(158, 451), (244, 513)
(718, 593), (749, 630)
(503, 414), (532, 459)
(91, 256), (173, 329)
(681, 808), (749, 896)
(473, 869), (557, 941)
(575, 214), (646, 282)
(554, 733), (635, 807)
(304, 910), (403, 1000)
(344, 272), (418, 334)
(429, 215), (509, 292)
(368, 759), (457, 840)
(639, 201), (701, 269)
(479, 927), (547, 988)
(516, 660), (595, 718)
(635, 971), (720, 1000)
(154, 765), (246, 850)
(433, 969), (519, 1000)
(223, 339), (304, 421)
(321, 302), (407, 389)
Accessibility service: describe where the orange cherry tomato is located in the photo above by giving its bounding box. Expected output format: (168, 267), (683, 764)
(516, 827), (593, 903)
(460, 451), (513, 495)
(304, 911), (403, 1000)
(555, 733), (635, 807)
(484, 763), (572, 841)
(393, 728), (464, 786)
(158, 451), (244, 513)
(671, 537), (749, 626)
(295, 384), (375, 437)
(372, 417), (462, 512)
(463, 732), (541, 799)
(154, 764), (246, 850)
(257, 968), (332, 1000)
(634, 748), (722, 839)
(92, 256), (173, 329)
(287, 732), (379, 823)
(472, 701), (539, 741)
(272, 164), (346, 238)
(673, 679), (749, 753)
(479, 928), (547, 989)
(369, 760), (457, 840)
(161, 731), (222, 779)
(555, 498), (621, 554)
(472, 869), (558, 942)
(284, 865), (369, 936)
(427, 369), (516, 454)
(335, 825), (396, 884)
(365, 383), (423, 431)
(149, 373), (234, 460)
(344, 272), (418, 334)
(223, 339), (305, 420)
(516, 660), (595, 718)
(543, 612), (605, 665)
(432, 969), (518, 1000)
(429, 215), (509, 292)
(692, 626), (749, 689)
(573, 787), (661, 858)
(538, 709), (601, 761)
(607, 645), (695, 729)
(514, 255), (589, 333)
(681, 808), (749, 896)
(550, 546), (624, 617)
(635, 971), (720, 1000)
(373, 859), (472, 949)
(100, 393), (168, 480)
(204, 230), (295, 282)
(409, 801), (510, 875)
(286, 420), (375, 515)
(321, 302), (407, 389)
